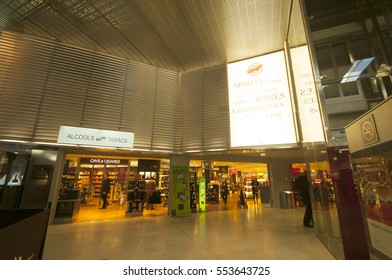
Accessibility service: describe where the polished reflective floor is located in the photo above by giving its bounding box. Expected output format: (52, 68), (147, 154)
(44, 198), (336, 260)
(74, 191), (240, 223)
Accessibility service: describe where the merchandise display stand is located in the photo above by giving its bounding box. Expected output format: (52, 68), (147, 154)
(55, 189), (81, 223)
(125, 198), (143, 216)
(190, 182), (198, 212)
(125, 180), (145, 216)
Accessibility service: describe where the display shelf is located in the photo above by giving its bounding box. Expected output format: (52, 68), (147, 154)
(63, 173), (76, 188)
(159, 174), (169, 189)
(125, 180), (146, 216)
(78, 169), (91, 189)
(92, 168), (104, 197)
(159, 164), (170, 190)
(206, 183), (220, 204)
(106, 167), (119, 202)
(190, 182), (198, 210)
(129, 166), (137, 182)
(62, 162), (78, 188)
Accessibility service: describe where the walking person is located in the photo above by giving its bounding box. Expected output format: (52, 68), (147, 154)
(221, 179), (229, 204)
(251, 178), (259, 205)
(145, 176), (157, 210)
(295, 171), (313, 228)
(99, 173), (111, 209)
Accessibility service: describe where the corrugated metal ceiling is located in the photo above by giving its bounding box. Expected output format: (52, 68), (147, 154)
(0, 0), (292, 72)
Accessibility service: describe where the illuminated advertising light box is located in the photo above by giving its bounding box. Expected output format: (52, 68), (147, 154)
(7, 160), (27, 187)
(227, 51), (297, 148)
(290, 45), (324, 143)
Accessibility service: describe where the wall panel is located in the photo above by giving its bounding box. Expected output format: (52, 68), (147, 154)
(180, 70), (203, 151)
(152, 69), (180, 151)
(202, 65), (229, 150)
(83, 54), (127, 130)
(35, 44), (95, 140)
(0, 31), (230, 153)
(0, 31), (181, 152)
(180, 65), (230, 152)
(0, 32), (54, 139)
(121, 61), (157, 149)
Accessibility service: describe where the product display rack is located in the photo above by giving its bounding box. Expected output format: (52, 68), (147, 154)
(62, 160), (78, 189)
(158, 161), (170, 206)
(129, 164), (138, 182)
(190, 167), (197, 184)
(158, 173), (169, 206)
(159, 174), (169, 189)
(63, 173), (76, 188)
(60, 157), (172, 212)
(106, 166), (121, 203)
(78, 167), (91, 190)
(125, 179), (145, 216)
(206, 183), (220, 204)
(92, 166), (104, 198)
(190, 182), (198, 211)
(79, 162), (130, 205)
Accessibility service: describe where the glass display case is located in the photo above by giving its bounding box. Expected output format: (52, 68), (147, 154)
(346, 96), (392, 259)
(351, 151), (392, 259)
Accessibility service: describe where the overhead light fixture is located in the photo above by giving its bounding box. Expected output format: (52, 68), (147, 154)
(130, 148), (150, 152)
(150, 149), (173, 153)
(0, 139), (28, 143)
(35, 141), (77, 147)
(79, 145), (116, 150)
(185, 150), (202, 153)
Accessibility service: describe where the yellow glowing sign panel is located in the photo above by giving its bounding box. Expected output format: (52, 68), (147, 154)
(227, 51), (297, 148)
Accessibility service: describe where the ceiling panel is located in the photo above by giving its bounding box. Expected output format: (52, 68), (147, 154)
(0, 0), (292, 72)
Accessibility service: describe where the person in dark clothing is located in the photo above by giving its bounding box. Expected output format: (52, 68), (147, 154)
(145, 177), (157, 210)
(251, 178), (259, 205)
(239, 188), (246, 207)
(99, 173), (111, 209)
(295, 171), (313, 228)
(221, 179), (229, 204)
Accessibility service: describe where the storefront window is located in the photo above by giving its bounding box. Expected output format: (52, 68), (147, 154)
(190, 160), (270, 211)
(351, 38), (373, 63)
(333, 43), (351, 77)
(341, 81), (359, 96)
(288, 0), (345, 259)
(322, 83), (341, 98)
(56, 155), (171, 223)
(351, 153), (392, 259)
(315, 38), (381, 99)
(316, 45), (336, 79)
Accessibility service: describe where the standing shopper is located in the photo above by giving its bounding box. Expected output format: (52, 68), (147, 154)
(295, 171), (313, 228)
(251, 178), (259, 205)
(221, 179), (229, 204)
(99, 173), (111, 209)
(145, 177), (157, 210)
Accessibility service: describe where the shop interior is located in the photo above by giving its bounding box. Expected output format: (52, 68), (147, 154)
(58, 155), (271, 223)
(57, 154), (170, 223)
(1, 149), (336, 223)
(189, 160), (270, 212)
